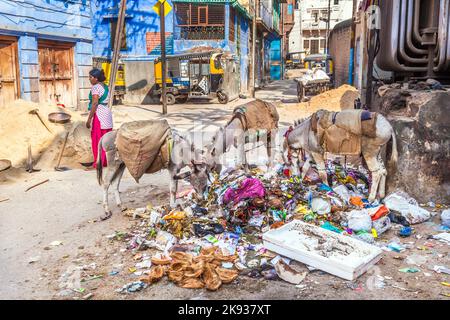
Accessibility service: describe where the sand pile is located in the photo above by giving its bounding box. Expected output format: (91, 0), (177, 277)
(291, 84), (359, 112)
(0, 100), (91, 168)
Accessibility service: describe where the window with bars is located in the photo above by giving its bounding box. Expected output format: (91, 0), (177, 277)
(175, 3), (225, 40)
(303, 40), (310, 50)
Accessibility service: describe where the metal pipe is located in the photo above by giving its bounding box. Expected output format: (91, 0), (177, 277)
(445, 8), (450, 69)
(413, 0), (424, 44)
(406, 0), (428, 55)
(398, 0), (428, 64)
(434, 0), (449, 71)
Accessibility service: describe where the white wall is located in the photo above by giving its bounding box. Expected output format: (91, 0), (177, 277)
(289, 10), (303, 53)
(299, 0), (353, 54)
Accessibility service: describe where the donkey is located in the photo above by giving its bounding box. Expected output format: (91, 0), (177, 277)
(96, 130), (209, 220)
(204, 100), (279, 173)
(282, 110), (398, 202)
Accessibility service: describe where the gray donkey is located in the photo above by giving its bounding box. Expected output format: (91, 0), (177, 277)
(96, 130), (209, 220)
(204, 100), (279, 172)
(282, 110), (398, 202)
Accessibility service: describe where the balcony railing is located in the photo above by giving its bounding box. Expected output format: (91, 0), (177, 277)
(259, 1), (273, 30)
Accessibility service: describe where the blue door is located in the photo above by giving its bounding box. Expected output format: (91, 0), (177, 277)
(270, 39), (281, 80)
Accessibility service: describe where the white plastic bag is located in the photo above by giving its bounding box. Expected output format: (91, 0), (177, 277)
(383, 192), (431, 224)
(441, 209), (450, 227)
(372, 216), (391, 235)
(311, 197), (331, 215)
(347, 209), (372, 232)
(333, 185), (351, 204)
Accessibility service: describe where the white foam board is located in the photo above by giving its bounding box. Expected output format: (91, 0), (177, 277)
(263, 220), (383, 281)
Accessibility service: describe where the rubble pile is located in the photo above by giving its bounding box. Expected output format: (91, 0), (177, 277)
(108, 161), (449, 294)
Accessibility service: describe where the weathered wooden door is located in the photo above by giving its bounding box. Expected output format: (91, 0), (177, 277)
(38, 40), (74, 107)
(0, 36), (19, 107)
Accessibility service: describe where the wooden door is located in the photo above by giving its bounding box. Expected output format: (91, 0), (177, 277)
(0, 36), (19, 107)
(38, 40), (74, 107)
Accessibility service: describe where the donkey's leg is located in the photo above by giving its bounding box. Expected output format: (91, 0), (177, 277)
(101, 164), (116, 220)
(169, 166), (179, 209)
(362, 147), (383, 202)
(111, 163), (126, 211)
(266, 131), (273, 170)
(300, 155), (311, 179)
(310, 152), (328, 185)
(377, 153), (388, 199)
(236, 132), (248, 172)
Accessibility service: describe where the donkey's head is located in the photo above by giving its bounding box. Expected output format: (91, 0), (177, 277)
(171, 131), (211, 198)
(204, 126), (225, 173)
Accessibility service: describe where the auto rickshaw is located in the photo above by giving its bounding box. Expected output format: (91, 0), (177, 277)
(286, 51), (306, 69)
(303, 54), (334, 85)
(92, 57), (126, 104)
(154, 51), (236, 105)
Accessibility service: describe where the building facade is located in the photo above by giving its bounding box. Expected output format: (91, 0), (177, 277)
(290, 0), (353, 55)
(91, 0), (176, 104)
(172, 0), (252, 92)
(0, 0), (93, 110)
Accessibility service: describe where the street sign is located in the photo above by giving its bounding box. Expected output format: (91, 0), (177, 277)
(152, 0), (172, 17)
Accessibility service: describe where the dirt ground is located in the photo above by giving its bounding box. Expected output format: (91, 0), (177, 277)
(1, 77), (449, 300)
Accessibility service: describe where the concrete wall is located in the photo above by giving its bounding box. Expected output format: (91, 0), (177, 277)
(288, 10), (302, 53)
(238, 12), (250, 93)
(123, 60), (157, 105)
(329, 19), (352, 87)
(0, 0), (93, 109)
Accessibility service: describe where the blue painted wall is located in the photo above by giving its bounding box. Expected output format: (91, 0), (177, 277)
(172, 4), (250, 93)
(91, 0), (175, 61)
(0, 0), (93, 108)
(238, 12), (250, 93)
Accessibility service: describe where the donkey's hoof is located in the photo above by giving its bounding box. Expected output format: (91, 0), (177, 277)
(100, 211), (113, 221)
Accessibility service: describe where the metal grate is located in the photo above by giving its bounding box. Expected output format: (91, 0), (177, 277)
(229, 7), (235, 42)
(175, 4), (224, 26)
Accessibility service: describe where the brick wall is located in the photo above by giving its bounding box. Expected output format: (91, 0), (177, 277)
(329, 22), (351, 87)
(146, 32), (173, 56)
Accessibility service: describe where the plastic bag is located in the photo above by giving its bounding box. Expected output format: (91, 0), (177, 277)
(347, 209), (372, 232)
(333, 185), (351, 203)
(383, 192), (431, 224)
(372, 216), (391, 235)
(311, 198), (331, 215)
(441, 209), (450, 227)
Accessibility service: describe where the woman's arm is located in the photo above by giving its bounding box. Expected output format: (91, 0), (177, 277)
(86, 94), (99, 129)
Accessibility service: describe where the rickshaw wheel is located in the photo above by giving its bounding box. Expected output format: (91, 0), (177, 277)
(177, 96), (188, 104)
(217, 91), (229, 104)
(166, 93), (176, 105)
(297, 82), (304, 102)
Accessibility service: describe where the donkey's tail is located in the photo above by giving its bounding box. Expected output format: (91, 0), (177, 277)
(389, 128), (398, 168)
(96, 136), (104, 186)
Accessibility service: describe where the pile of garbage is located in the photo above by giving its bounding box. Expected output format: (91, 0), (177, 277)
(111, 161), (449, 294)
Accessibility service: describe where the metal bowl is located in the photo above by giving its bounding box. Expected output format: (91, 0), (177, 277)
(79, 162), (94, 167)
(48, 112), (71, 124)
(0, 159), (11, 172)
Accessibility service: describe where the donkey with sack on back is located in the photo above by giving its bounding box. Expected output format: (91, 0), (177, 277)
(283, 109), (398, 202)
(96, 120), (209, 220)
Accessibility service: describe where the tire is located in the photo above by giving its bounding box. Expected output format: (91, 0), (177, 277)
(165, 93), (176, 105)
(297, 82), (304, 102)
(177, 96), (188, 104)
(217, 91), (229, 104)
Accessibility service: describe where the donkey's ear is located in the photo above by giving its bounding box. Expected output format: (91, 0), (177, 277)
(173, 171), (191, 180)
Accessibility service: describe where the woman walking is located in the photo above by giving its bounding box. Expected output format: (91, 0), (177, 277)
(86, 68), (113, 168)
